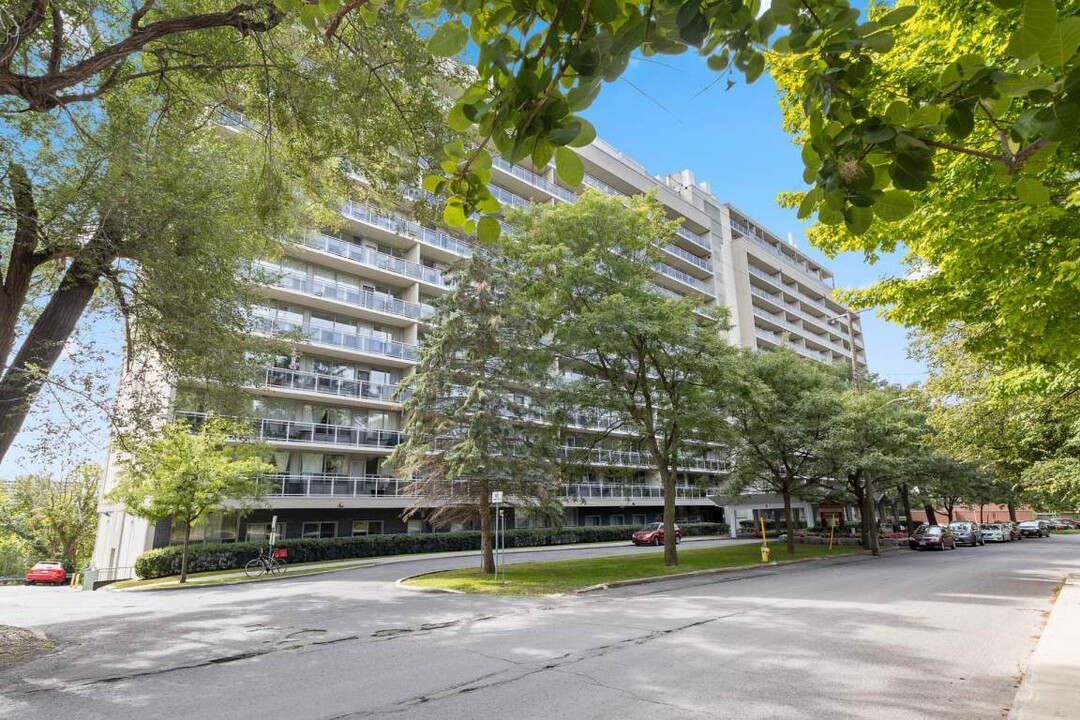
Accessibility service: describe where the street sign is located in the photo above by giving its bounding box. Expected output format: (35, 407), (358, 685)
(491, 491), (504, 504)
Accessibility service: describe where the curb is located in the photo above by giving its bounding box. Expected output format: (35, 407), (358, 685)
(1008, 573), (1080, 719)
(394, 574), (466, 594)
(113, 561), (377, 592)
(575, 550), (879, 593)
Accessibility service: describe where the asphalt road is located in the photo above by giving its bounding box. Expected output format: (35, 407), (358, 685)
(1, 535), (1077, 720)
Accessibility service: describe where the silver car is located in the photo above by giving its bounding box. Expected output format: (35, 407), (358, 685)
(981, 523), (1009, 542)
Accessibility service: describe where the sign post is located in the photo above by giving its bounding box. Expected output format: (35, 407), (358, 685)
(269, 515), (278, 554)
(491, 491), (505, 582)
(759, 516), (770, 563)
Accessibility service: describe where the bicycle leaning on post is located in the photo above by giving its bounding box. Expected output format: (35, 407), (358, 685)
(244, 547), (288, 579)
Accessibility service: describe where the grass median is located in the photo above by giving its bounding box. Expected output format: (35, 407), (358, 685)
(404, 542), (863, 595)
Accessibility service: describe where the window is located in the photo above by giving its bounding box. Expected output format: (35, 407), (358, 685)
(325, 454), (348, 475)
(302, 522), (337, 539)
(407, 519), (424, 535)
(632, 514), (647, 526)
(247, 522), (287, 543)
(583, 515), (601, 527)
(352, 521), (383, 536)
(301, 453), (323, 475)
(610, 515), (625, 526)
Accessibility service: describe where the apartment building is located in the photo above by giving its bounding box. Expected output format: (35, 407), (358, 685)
(92, 133), (865, 572)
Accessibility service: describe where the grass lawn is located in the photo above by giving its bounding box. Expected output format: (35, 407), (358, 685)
(1051, 528), (1080, 534)
(404, 542), (864, 595)
(111, 558), (375, 591)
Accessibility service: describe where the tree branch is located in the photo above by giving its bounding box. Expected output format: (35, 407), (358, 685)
(323, 0), (369, 40)
(131, 0), (155, 29)
(47, 2), (62, 74)
(0, 0), (48, 68)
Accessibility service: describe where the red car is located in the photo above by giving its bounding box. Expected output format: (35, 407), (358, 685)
(631, 522), (682, 546)
(25, 561), (67, 586)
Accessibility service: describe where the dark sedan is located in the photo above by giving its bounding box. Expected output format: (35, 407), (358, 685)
(1019, 520), (1051, 538)
(909, 525), (957, 551)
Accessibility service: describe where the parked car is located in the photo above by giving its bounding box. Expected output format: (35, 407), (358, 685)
(631, 522), (682, 546)
(1004, 522), (1022, 541)
(981, 523), (1009, 543)
(1019, 520), (1051, 538)
(908, 525), (957, 551)
(1047, 518), (1078, 530)
(948, 521), (984, 546)
(25, 561), (67, 586)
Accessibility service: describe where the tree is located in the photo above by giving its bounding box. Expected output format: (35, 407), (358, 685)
(917, 329), (1080, 517)
(908, 453), (987, 523)
(108, 416), (275, 582)
(388, 249), (561, 574)
(728, 348), (845, 556)
(816, 386), (924, 554)
(0, 464), (100, 570)
(506, 193), (739, 567)
(772, 0), (1080, 372)
(0, 4), (452, 464)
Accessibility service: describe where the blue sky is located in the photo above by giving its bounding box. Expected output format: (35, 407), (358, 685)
(581, 52), (927, 388)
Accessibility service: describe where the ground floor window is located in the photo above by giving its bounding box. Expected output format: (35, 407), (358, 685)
(610, 515), (625, 526)
(302, 521), (337, 539)
(632, 514), (647, 526)
(407, 519), (424, 535)
(170, 512), (239, 544)
(352, 520), (383, 536)
(246, 522), (286, 543)
(583, 515), (601, 526)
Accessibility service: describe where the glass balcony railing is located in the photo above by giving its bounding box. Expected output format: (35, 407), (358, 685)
(257, 265), (434, 321)
(662, 243), (711, 273)
(176, 410), (403, 450)
(254, 474), (412, 498)
(582, 174), (623, 197)
(654, 262), (714, 295)
(487, 183), (531, 210)
(250, 312), (419, 362)
(260, 367), (402, 404)
(557, 446), (730, 473)
(675, 225), (711, 251)
(561, 483), (723, 500)
(294, 233), (450, 287)
(491, 156), (578, 202)
(341, 200), (472, 257)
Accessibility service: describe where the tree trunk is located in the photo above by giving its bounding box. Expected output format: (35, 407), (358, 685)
(661, 467), (678, 567)
(899, 483), (914, 528)
(945, 504), (954, 523)
(782, 490), (795, 556)
(1008, 501), (1018, 523)
(849, 472), (869, 549)
(864, 475), (879, 556)
(0, 236), (115, 463)
(180, 521), (191, 584)
(479, 492), (495, 575)
(924, 503), (938, 525)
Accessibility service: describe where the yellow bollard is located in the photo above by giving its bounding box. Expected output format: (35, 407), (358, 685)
(760, 545), (771, 563)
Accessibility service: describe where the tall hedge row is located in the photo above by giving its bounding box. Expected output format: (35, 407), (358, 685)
(133, 522), (729, 579)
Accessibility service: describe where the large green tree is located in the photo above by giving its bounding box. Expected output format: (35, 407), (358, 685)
(0, 464), (100, 569)
(728, 348), (845, 556)
(388, 249), (561, 574)
(772, 0), (1080, 373)
(108, 416), (276, 582)
(0, 2), (452, 463)
(508, 192), (739, 567)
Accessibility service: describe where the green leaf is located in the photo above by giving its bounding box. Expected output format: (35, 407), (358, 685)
(566, 80), (601, 112)
(873, 190), (915, 221)
(1005, 0), (1058, 59)
(422, 175), (444, 194)
(945, 105), (975, 140)
(1015, 177), (1050, 205)
(1038, 18), (1080, 69)
(554, 147), (584, 186)
(707, 52), (729, 71)
(568, 117), (597, 148)
(862, 32), (895, 53)
(546, 122), (581, 146)
(877, 6), (918, 27)
(446, 103), (472, 132)
(744, 52), (766, 84)
(443, 203), (468, 227)
(797, 189), (821, 220)
(429, 20), (469, 57)
(591, 0), (620, 23)
(476, 215), (501, 243)
(884, 101), (909, 124)
(844, 205), (874, 235)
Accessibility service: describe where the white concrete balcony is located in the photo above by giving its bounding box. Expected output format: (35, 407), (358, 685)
(259, 367), (402, 405)
(258, 266), (435, 322)
(662, 243), (712, 275)
(558, 446), (730, 474)
(654, 262), (715, 295)
(250, 311), (419, 364)
(293, 233), (450, 288)
(491, 156), (577, 203)
(562, 482), (724, 503)
(341, 200), (472, 258)
(255, 474), (412, 498)
(176, 410), (403, 451)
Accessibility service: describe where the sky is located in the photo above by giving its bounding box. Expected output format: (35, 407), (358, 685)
(580, 51), (927, 388)
(0, 45), (927, 479)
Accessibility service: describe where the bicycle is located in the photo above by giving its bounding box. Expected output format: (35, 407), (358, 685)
(244, 547), (288, 579)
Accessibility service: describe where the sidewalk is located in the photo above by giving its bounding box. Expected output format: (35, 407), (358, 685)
(1009, 575), (1080, 719)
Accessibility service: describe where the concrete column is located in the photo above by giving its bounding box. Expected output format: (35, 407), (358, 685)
(726, 506), (738, 537)
(402, 281), (420, 303)
(405, 242), (421, 264)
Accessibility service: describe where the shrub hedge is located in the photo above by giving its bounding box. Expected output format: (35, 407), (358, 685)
(133, 522), (729, 579)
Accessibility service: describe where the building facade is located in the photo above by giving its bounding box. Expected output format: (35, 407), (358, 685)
(92, 134), (866, 573)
